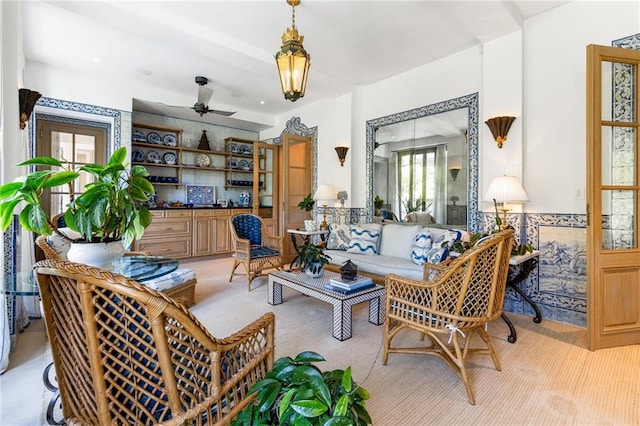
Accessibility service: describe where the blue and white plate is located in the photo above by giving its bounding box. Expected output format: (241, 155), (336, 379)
(132, 150), (145, 163)
(163, 152), (177, 165)
(163, 134), (177, 146)
(132, 130), (146, 142)
(146, 151), (161, 164)
(147, 132), (162, 144)
(238, 159), (250, 170)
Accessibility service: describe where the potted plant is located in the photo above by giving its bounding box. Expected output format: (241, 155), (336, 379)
(374, 195), (384, 216)
(298, 192), (316, 231)
(292, 242), (331, 278)
(0, 147), (154, 266)
(232, 351), (372, 426)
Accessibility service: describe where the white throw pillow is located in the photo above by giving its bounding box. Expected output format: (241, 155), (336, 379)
(346, 224), (381, 255)
(411, 229), (433, 265)
(379, 224), (422, 258)
(426, 246), (449, 264)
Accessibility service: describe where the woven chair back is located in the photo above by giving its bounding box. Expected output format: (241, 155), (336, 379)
(231, 214), (263, 246)
(34, 259), (274, 425)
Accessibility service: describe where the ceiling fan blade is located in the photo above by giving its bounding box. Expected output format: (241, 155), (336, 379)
(208, 109), (236, 117)
(197, 86), (214, 106)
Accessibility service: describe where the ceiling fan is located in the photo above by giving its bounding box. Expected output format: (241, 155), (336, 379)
(192, 76), (236, 117)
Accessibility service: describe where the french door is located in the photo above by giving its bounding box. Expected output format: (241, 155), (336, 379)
(587, 44), (640, 349)
(37, 120), (106, 217)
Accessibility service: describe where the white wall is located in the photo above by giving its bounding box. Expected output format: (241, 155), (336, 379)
(523, 1), (638, 214)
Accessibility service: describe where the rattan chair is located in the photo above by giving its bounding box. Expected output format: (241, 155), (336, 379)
(228, 214), (284, 291)
(382, 229), (514, 405)
(34, 259), (275, 425)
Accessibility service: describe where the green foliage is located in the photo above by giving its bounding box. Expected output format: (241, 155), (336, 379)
(0, 147), (154, 246)
(374, 195), (384, 210)
(231, 351), (372, 426)
(298, 193), (316, 212)
(293, 243), (332, 274)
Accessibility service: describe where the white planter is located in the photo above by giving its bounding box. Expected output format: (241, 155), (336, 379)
(67, 240), (125, 268)
(305, 263), (324, 278)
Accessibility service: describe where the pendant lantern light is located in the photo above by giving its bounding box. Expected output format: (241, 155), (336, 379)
(275, 0), (310, 102)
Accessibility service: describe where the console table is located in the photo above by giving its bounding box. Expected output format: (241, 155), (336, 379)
(501, 251), (541, 343)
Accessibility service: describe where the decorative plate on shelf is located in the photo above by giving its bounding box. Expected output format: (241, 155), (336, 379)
(238, 159), (250, 170)
(163, 134), (177, 146)
(132, 130), (146, 142)
(132, 150), (145, 163)
(147, 132), (162, 144)
(229, 143), (238, 153)
(240, 145), (252, 155)
(195, 153), (210, 167)
(163, 152), (177, 165)
(146, 151), (161, 164)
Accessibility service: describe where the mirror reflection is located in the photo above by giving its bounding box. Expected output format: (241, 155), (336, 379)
(366, 94), (479, 231)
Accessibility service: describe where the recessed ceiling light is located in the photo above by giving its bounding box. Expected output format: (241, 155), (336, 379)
(260, 101), (265, 105)
(92, 57), (100, 63)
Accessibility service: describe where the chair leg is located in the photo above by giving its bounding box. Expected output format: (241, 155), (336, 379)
(229, 260), (241, 282)
(476, 327), (502, 371)
(451, 334), (476, 405)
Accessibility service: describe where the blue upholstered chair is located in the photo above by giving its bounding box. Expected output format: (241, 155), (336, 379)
(229, 213), (284, 291)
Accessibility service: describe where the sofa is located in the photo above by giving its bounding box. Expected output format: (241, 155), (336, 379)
(323, 222), (467, 285)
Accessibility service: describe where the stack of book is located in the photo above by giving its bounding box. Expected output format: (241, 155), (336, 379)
(324, 275), (374, 294)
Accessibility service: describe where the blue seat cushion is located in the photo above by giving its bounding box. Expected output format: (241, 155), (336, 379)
(250, 246), (280, 258)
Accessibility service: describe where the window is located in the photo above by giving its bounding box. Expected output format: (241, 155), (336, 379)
(37, 120), (106, 217)
(397, 147), (436, 218)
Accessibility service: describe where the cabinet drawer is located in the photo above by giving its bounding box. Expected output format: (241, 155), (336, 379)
(144, 219), (191, 237)
(136, 238), (191, 259)
(166, 210), (192, 218)
(213, 210), (231, 218)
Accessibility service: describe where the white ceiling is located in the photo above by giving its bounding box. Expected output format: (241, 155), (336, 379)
(23, 1), (569, 131)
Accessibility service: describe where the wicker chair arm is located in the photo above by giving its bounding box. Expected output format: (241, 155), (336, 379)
(263, 234), (284, 251)
(231, 236), (251, 253)
(422, 262), (449, 281)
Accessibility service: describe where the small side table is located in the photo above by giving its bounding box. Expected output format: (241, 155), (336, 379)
(501, 250), (541, 343)
(287, 229), (329, 268)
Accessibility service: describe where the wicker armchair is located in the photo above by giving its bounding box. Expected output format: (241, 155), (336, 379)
(382, 229), (514, 405)
(229, 214), (284, 291)
(34, 259), (275, 425)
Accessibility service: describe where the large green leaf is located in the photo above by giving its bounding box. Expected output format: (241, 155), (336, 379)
(307, 375), (331, 407)
(16, 156), (62, 167)
(0, 182), (24, 200)
(341, 367), (352, 393)
(290, 399), (328, 418)
(42, 171), (79, 189)
(294, 351), (326, 363)
(109, 146), (127, 166)
(292, 365), (323, 384)
(324, 417), (354, 426)
(255, 381), (281, 413)
(0, 199), (23, 231)
(278, 388), (296, 420)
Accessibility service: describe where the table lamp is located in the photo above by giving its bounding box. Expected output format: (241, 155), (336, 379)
(314, 184), (335, 230)
(485, 175), (529, 229)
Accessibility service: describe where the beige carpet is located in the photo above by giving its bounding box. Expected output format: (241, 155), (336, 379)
(4, 256), (638, 425)
(185, 256), (640, 426)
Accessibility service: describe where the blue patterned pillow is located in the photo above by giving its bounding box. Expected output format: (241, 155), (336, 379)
(434, 229), (464, 249)
(426, 246), (449, 264)
(346, 225), (381, 255)
(411, 229), (433, 265)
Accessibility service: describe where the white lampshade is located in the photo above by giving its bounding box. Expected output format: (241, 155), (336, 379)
(314, 184), (335, 201)
(485, 176), (529, 203)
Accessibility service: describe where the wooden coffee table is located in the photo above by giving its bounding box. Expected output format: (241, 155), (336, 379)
(268, 269), (385, 341)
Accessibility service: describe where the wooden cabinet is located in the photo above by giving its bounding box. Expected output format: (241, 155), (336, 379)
(134, 210), (192, 258)
(192, 209), (231, 256)
(136, 209), (233, 259)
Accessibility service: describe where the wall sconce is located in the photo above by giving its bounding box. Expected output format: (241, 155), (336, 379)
(484, 116), (516, 148)
(449, 167), (461, 181)
(19, 88), (42, 129)
(335, 146), (349, 167)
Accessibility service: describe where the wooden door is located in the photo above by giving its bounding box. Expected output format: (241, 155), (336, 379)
(587, 44), (640, 349)
(253, 143), (279, 235)
(281, 133), (312, 262)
